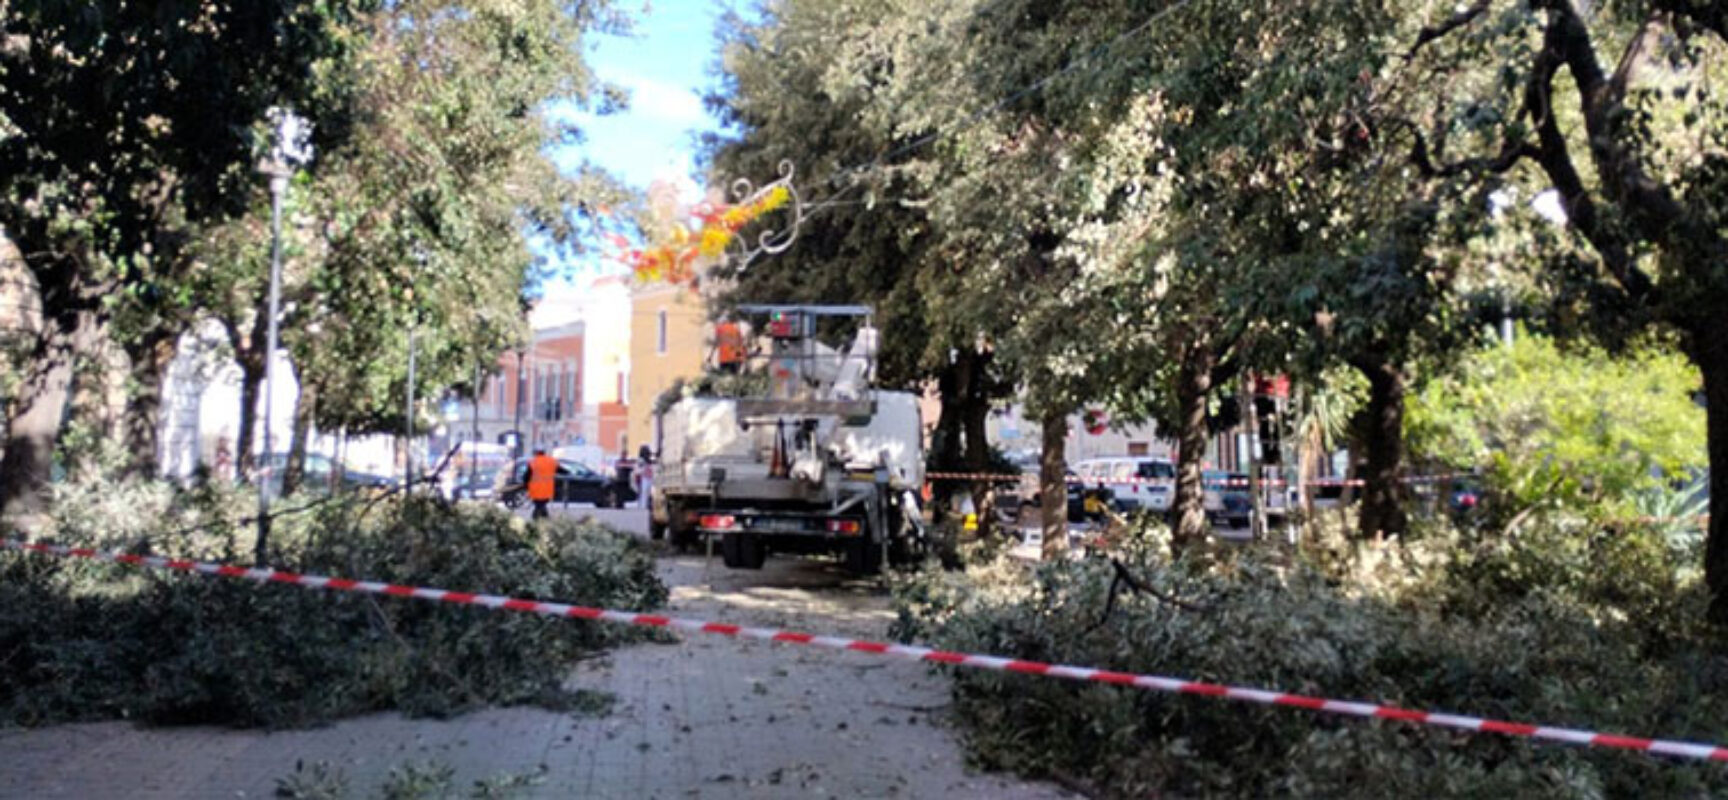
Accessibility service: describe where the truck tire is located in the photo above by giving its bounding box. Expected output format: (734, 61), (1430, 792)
(721, 533), (766, 569)
(845, 536), (883, 576)
(650, 518), (667, 541)
(665, 502), (698, 551)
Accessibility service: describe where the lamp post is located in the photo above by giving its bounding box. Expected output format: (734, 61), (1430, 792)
(470, 358), (483, 490)
(513, 347), (527, 459)
(256, 107), (312, 567)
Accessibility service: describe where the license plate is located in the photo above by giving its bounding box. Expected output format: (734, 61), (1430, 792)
(747, 518), (808, 533)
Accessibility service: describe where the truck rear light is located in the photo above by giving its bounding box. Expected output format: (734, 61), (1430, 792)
(700, 514), (738, 530)
(825, 519), (861, 535)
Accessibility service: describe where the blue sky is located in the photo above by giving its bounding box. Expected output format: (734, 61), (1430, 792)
(537, 0), (743, 286)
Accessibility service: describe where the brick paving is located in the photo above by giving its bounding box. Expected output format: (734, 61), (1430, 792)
(0, 541), (1074, 800)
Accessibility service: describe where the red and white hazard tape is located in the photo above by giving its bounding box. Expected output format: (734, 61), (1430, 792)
(5, 537), (1725, 763)
(927, 472), (1466, 489)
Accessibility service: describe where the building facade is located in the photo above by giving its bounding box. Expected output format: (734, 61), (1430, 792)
(627, 282), (708, 457)
(446, 276), (635, 461)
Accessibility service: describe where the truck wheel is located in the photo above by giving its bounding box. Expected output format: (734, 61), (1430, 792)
(649, 518), (667, 541)
(599, 487), (618, 508)
(845, 537), (883, 576)
(665, 502), (696, 551)
(722, 533), (766, 569)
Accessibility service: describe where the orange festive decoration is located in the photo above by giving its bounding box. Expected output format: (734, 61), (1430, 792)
(620, 168), (801, 286)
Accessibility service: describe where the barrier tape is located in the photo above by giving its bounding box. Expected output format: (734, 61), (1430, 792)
(927, 472), (1467, 489)
(6, 538), (1726, 763)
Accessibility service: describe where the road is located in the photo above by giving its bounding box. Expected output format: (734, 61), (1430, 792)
(0, 506), (1074, 799)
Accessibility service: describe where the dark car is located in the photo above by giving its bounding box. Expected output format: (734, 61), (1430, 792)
(1203, 470), (1252, 528)
(256, 453), (397, 495)
(495, 458), (636, 509)
(1447, 477), (1482, 520)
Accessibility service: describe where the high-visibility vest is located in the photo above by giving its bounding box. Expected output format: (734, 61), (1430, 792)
(716, 321), (745, 365)
(527, 455), (558, 501)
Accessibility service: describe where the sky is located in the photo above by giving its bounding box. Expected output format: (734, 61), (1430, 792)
(536, 0), (743, 291)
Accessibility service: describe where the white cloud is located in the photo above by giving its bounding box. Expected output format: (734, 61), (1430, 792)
(619, 75), (706, 127)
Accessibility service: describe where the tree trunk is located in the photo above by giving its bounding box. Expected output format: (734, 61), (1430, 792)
(1039, 408), (1069, 560)
(234, 354), (265, 482)
(930, 360), (963, 522)
(1698, 338), (1728, 623)
(1171, 343), (1214, 552)
(1354, 358), (1408, 540)
(1298, 416), (1321, 542)
(122, 331), (177, 480)
(961, 353), (996, 539)
(0, 310), (89, 521)
(283, 380), (316, 497)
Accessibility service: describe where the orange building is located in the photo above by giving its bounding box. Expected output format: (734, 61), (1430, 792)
(627, 282), (709, 456)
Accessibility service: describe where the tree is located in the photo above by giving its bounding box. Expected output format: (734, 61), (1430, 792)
(0, 2), (356, 516)
(1388, 1), (1728, 617)
(193, 0), (628, 488)
(706, 0), (1016, 533)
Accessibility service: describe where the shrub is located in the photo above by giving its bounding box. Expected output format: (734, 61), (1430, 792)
(893, 533), (1728, 798)
(0, 485), (666, 729)
(1406, 332), (1706, 527)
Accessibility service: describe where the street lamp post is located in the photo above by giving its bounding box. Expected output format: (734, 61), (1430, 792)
(256, 107), (312, 567)
(513, 348), (527, 459)
(470, 359), (483, 490)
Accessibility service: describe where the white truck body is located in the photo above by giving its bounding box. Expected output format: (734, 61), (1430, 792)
(658, 390), (924, 495)
(648, 309), (924, 573)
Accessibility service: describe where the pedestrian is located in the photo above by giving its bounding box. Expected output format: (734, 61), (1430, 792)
(636, 444), (654, 509)
(213, 434), (233, 483)
(527, 448), (558, 521)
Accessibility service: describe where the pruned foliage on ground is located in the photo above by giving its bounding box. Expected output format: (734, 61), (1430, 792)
(0, 485), (666, 729)
(894, 525), (1728, 798)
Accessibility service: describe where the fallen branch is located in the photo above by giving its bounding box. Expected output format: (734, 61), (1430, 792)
(1084, 558), (1208, 635)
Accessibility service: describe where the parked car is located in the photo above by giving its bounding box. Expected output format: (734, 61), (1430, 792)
(494, 458), (637, 509)
(1446, 477), (1482, 521)
(1072, 456), (1175, 513)
(449, 462), (506, 501)
(1203, 470), (1253, 528)
(255, 453), (397, 495)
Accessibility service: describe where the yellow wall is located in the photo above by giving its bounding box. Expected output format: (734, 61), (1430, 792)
(628, 283), (708, 455)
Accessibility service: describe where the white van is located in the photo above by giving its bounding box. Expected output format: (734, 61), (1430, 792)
(1073, 457), (1176, 513)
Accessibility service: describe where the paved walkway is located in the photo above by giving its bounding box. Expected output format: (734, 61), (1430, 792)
(0, 546), (1074, 799)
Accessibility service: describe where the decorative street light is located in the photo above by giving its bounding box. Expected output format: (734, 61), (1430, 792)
(255, 107), (313, 566)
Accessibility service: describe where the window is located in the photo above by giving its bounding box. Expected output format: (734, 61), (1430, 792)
(1136, 460), (1175, 479)
(657, 310), (668, 354)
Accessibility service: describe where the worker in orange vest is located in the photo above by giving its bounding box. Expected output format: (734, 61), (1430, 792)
(526, 448), (559, 520)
